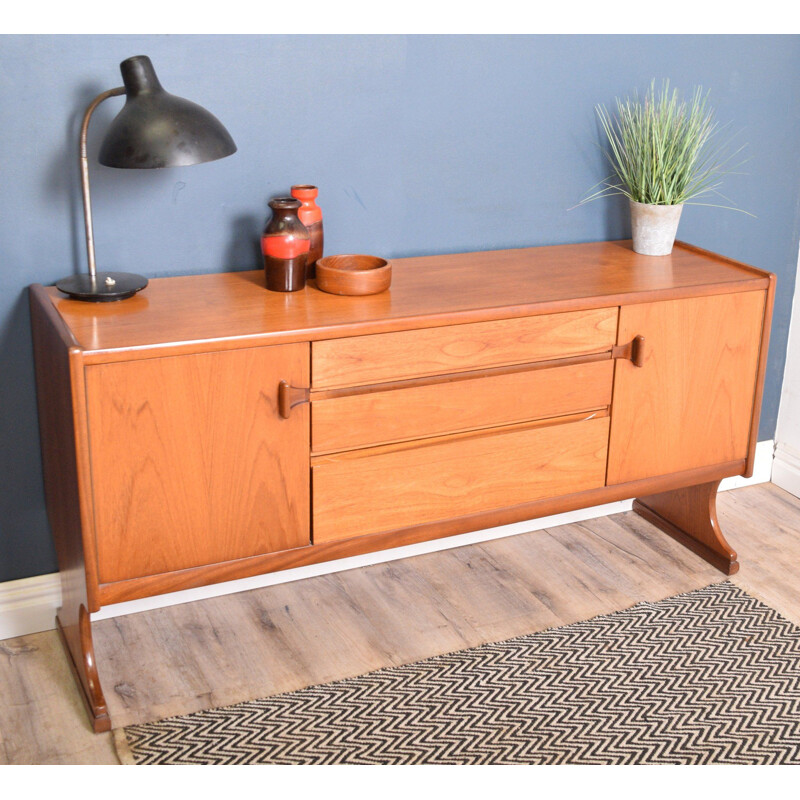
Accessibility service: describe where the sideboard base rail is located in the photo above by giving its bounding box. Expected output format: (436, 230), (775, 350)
(633, 480), (738, 575)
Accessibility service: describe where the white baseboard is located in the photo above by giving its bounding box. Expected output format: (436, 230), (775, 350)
(0, 572), (62, 642)
(0, 439), (775, 641)
(772, 441), (800, 498)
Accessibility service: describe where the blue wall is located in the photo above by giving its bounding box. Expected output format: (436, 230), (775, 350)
(2, 34), (799, 583)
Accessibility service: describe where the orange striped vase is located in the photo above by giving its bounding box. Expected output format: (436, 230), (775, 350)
(291, 185), (324, 279)
(262, 198), (310, 292)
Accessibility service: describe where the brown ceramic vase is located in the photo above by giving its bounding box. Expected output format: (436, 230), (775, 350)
(262, 198), (310, 292)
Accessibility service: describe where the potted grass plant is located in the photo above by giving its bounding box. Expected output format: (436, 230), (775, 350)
(582, 80), (747, 255)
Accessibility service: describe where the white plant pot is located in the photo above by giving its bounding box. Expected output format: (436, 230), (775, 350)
(629, 200), (684, 256)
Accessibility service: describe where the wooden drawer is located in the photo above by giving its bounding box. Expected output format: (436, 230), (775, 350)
(311, 308), (619, 389)
(312, 359), (613, 453)
(312, 414), (610, 543)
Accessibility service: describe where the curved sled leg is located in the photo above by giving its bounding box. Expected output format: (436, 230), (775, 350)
(56, 604), (110, 733)
(633, 480), (739, 575)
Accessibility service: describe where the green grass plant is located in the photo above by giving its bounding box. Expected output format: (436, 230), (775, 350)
(582, 80), (747, 210)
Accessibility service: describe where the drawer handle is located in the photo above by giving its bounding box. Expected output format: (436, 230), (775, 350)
(612, 335), (645, 367)
(278, 381), (310, 419)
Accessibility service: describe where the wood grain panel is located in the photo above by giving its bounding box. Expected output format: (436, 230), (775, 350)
(311, 308), (618, 389)
(607, 291), (765, 485)
(312, 359), (614, 453)
(44, 241), (771, 362)
(312, 416), (610, 543)
(85, 344), (310, 583)
(30, 285), (110, 731)
(97, 459), (744, 606)
(29, 286), (94, 603)
(744, 273), (776, 477)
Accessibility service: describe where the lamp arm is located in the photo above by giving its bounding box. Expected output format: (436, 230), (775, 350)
(79, 86), (125, 280)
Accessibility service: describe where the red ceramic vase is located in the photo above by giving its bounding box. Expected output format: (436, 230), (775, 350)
(262, 198), (310, 292)
(291, 185), (324, 279)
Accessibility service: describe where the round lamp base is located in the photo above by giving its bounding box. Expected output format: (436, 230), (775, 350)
(55, 272), (148, 302)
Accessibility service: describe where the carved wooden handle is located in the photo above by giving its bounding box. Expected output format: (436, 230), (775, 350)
(278, 380), (310, 419)
(612, 335), (645, 367)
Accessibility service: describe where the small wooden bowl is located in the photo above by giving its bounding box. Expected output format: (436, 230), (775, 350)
(315, 254), (392, 296)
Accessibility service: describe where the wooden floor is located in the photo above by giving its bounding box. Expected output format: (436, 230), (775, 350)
(2, 481), (799, 764)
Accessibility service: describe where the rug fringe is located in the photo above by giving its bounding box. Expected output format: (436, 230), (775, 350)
(112, 727), (136, 765)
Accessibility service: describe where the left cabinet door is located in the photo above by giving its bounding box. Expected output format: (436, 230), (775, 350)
(85, 343), (310, 583)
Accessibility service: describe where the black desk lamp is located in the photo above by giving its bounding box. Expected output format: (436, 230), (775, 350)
(56, 55), (237, 301)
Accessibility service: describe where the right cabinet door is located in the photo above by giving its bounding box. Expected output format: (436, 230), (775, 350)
(607, 291), (766, 485)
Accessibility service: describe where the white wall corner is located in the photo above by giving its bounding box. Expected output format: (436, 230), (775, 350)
(773, 241), (800, 499)
(0, 438), (776, 641)
(772, 441), (800, 499)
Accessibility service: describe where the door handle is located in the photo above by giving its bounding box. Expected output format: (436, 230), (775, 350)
(278, 380), (310, 419)
(612, 335), (645, 367)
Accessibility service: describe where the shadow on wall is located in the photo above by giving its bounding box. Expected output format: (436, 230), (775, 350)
(0, 290), (57, 583)
(566, 126), (631, 244)
(602, 194), (630, 242)
(225, 214), (263, 272)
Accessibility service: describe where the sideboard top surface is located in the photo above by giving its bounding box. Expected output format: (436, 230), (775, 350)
(41, 240), (771, 360)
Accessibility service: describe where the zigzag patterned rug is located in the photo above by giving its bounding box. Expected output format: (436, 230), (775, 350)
(116, 582), (800, 764)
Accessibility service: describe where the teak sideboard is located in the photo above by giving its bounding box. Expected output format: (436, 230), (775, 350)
(30, 240), (775, 732)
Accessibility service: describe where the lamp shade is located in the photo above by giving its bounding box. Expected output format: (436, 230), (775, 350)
(56, 54), (237, 302)
(98, 55), (237, 169)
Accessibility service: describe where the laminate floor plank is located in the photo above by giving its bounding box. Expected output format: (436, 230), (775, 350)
(99, 572), (421, 728)
(722, 484), (800, 628)
(471, 523), (645, 626)
(1, 482), (798, 763)
(323, 561), (479, 664)
(548, 515), (718, 595)
(408, 544), (566, 641)
(0, 632), (117, 764)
